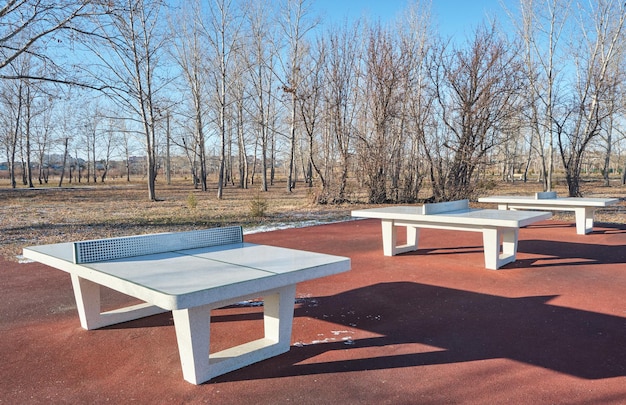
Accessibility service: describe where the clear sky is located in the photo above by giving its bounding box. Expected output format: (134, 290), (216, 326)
(312, 0), (517, 39)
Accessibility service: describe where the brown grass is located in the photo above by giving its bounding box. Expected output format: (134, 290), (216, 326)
(1, 176), (624, 261)
(0, 178), (363, 260)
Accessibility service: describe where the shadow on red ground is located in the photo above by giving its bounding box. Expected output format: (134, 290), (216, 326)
(1, 219), (625, 404)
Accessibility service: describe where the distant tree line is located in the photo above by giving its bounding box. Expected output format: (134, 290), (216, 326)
(1, 0), (625, 201)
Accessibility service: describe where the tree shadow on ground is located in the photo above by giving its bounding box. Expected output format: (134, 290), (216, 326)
(516, 241), (626, 268)
(212, 281), (625, 383)
(395, 222), (626, 268)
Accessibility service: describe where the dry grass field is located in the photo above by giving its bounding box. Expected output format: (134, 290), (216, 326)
(0, 178), (361, 260)
(1, 176), (625, 261)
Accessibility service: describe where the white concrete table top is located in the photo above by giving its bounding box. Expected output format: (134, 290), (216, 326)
(24, 242), (350, 310)
(478, 195), (619, 207)
(352, 206), (550, 228)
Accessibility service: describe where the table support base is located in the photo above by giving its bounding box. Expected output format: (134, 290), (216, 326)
(575, 207), (595, 235)
(482, 227), (518, 270)
(381, 220), (420, 256)
(380, 222), (520, 270)
(172, 284), (297, 384)
(71, 274), (167, 330)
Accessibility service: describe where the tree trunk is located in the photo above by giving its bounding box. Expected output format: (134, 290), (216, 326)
(287, 92), (296, 192)
(58, 138), (69, 187)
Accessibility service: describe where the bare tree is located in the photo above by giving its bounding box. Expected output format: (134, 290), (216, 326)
(557, 0), (625, 196)
(0, 49), (50, 189)
(245, 0), (278, 192)
(357, 23), (405, 203)
(395, 0), (433, 202)
(427, 25), (523, 201)
(170, 0), (210, 191)
(79, 106), (104, 183)
(22, 80), (36, 187)
(201, 0), (245, 199)
(231, 47), (250, 189)
(277, 0), (318, 192)
(98, 117), (118, 182)
(34, 91), (56, 184)
(118, 119), (138, 182)
(599, 70), (620, 186)
(321, 20), (363, 202)
(58, 137), (69, 187)
(87, 0), (169, 201)
(0, 76), (23, 188)
(516, 0), (570, 191)
(296, 34), (325, 192)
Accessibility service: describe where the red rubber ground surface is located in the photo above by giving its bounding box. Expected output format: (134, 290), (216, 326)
(1, 219), (625, 404)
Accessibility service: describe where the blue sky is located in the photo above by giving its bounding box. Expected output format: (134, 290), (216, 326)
(312, 0), (517, 39)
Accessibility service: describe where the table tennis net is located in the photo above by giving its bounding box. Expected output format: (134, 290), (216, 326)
(72, 226), (243, 264)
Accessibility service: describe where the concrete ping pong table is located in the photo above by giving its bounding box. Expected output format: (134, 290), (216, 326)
(478, 191), (620, 235)
(352, 200), (551, 270)
(22, 226), (350, 385)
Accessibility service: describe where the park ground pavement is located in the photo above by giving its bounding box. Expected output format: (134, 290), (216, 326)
(1, 218), (625, 404)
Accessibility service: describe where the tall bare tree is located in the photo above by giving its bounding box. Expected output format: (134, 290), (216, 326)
(357, 23), (405, 203)
(34, 95), (54, 184)
(202, 0), (245, 199)
(557, 0), (625, 196)
(171, 0), (210, 191)
(245, 0), (278, 192)
(599, 65), (621, 186)
(321, 20), (362, 202)
(0, 76), (23, 188)
(231, 48), (250, 189)
(87, 0), (169, 201)
(516, 0), (570, 191)
(427, 24), (523, 201)
(396, 0), (433, 202)
(296, 35), (324, 190)
(277, 0), (317, 192)
(0, 51), (40, 188)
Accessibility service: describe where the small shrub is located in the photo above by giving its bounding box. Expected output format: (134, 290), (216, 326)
(187, 192), (198, 209)
(306, 188), (322, 204)
(249, 193), (268, 217)
(477, 179), (498, 191)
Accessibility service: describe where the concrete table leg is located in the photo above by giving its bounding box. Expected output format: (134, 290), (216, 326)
(575, 207), (595, 234)
(501, 228), (519, 264)
(172, 305), (212, 385)
(381, 220), (419, 256)
(71, 274), (165, 330)
(71, 274), (101, 330)
(172, 285), (298, 385)
(381, 220), (397, 256)
(406, 226), (420, 251)
(482, 228), (518, 270)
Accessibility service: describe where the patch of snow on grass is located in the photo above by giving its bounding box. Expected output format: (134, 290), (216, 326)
(242, 219), (346, 234)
